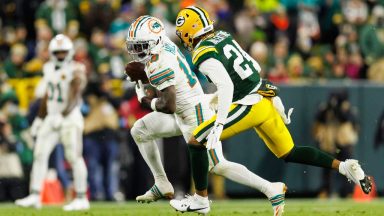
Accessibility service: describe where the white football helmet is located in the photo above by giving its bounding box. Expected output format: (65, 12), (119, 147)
(48, 34), (74, 67)
(126, 15), (165, 63)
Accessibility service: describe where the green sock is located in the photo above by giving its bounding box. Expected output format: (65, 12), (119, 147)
(284, 146), (334, 168)
(188, 144), (209, 191)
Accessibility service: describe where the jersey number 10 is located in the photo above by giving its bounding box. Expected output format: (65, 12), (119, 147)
(223, 40), (260, 80)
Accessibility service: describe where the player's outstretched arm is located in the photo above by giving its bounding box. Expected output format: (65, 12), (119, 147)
(141, 85), (176, 114)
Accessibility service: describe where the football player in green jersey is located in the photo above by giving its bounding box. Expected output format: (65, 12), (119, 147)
(170, 6), (372, 215)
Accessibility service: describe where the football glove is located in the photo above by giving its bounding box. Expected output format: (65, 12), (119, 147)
(135, 80), (146, 103)
(257, 79), (280, 97)
(206, 122), (224, 150)
(272, 96), (294, 125)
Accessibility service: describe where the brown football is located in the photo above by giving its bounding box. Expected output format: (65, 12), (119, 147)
(125, 62), (149, 84)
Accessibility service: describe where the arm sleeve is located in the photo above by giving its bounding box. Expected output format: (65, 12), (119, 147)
(199, 58), (234, 124)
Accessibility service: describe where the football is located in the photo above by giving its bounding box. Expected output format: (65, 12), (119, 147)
(125, 62), (149, 84)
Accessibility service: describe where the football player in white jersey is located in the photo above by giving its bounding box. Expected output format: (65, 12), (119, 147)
(15, 34), (89, 211)
(126, 16), (286, 215)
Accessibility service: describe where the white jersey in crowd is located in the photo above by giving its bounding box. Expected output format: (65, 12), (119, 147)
(42, 60), (85, 115)
(144, 37), (204, 114)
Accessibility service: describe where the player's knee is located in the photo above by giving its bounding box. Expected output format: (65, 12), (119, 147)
(131, 119), (150, 143)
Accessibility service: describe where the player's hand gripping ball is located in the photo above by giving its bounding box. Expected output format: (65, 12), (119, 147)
(125, 62), (149, 84)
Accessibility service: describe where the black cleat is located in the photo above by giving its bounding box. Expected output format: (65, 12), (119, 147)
(360, 176), (372, 194)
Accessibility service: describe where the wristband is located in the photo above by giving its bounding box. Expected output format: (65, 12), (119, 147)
(151, 98), (158, 111)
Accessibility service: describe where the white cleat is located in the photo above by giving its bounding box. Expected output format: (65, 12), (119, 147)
(268, 182), (287, 216)
(15, 194), (42, 209)
(63, 198), (90, 211)
(170, 194), (210, 215)
(136, 182), (174, 203)
(339, 159), (372, 194)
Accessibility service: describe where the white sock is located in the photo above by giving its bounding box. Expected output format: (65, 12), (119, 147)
(338, 161), (346, 175)
(72, 158), (88, 196)
(136, 140), (168, 183)
(212, 160), (273, 197)
(194, 193), (208, 200)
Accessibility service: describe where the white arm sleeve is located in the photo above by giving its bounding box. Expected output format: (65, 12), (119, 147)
(199, 58), (234, 124)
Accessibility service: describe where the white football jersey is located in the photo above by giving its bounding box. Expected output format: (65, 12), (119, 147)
(42, 61), (85, 115)
(145, 37), (204, 114)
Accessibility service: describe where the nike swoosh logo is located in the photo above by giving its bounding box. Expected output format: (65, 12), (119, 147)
(186, 206), (208, 212)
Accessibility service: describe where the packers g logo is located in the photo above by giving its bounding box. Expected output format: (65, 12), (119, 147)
(176, 16), (185, 27)
(148, 19), (162, 34)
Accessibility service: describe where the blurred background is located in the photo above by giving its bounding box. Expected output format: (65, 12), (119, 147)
(0, 0), (384, 203)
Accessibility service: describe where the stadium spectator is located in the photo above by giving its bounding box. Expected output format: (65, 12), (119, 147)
(83, 81), (119, 201)
(35, 0), (79, 34)
(24, 41), (50, 76)
(0, 115), (26, 201)
(313, 90), (359, 198)
(83, 0), (116, 36)
(2, 44), (28, 78)
(88, 29), (110, 76)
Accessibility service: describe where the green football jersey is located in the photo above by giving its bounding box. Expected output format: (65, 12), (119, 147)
(192, 31), (261, 101)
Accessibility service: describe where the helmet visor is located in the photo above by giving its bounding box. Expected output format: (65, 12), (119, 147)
(126, 40), (152, 62)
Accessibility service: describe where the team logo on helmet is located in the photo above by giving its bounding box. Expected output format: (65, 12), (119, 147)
(148, 19), (162, 34)
(176, 16), (185, 27)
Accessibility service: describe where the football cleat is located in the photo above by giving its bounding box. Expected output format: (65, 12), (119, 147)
(136, 182), (174, 203)
(269, 182), (287, 216)
(170, 194), (210, 215)
(63, 198), (90, 211)
(15, 194), (42, 209)
(339, 159), (372, 194)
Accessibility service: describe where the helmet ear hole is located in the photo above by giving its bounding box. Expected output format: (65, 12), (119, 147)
(184, 33), (188, 37)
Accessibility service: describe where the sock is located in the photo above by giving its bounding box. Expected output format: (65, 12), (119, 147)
(72, 158), (88, 196)
(211, 160), (272, 197)
(136, 140), (168, 183)
(188, 144), (209, 191)
(194, 193), (208, 201)
(338, 161), (347, 175)
(284, 146), (334, 168)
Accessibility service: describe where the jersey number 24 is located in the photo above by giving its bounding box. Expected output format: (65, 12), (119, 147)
(223, 40), (261, 80)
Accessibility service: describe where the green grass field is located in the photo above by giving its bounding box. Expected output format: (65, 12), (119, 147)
(1, 199), (383, 216)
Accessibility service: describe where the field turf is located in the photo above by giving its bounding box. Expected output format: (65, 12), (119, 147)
(1, 198), (383, 216)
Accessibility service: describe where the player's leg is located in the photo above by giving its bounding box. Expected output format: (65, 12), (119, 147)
(131, 112), (182, 202)
(60, 115), (89, 211)
(206, 140), (286, 216)
(254, 98), (372, 194)
(15, 118), (59, 208)
(174, 104), (263, 210)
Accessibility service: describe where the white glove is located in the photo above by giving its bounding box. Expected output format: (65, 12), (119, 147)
(272, 96), (294, 125)
(30, 117), (43, 136)
(135, 80), (146, 103)
(206, 123), (224, 150)
(51, 114), (64, 130)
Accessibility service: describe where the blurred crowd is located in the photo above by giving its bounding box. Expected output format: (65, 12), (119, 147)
(0, 0), (384, 201)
